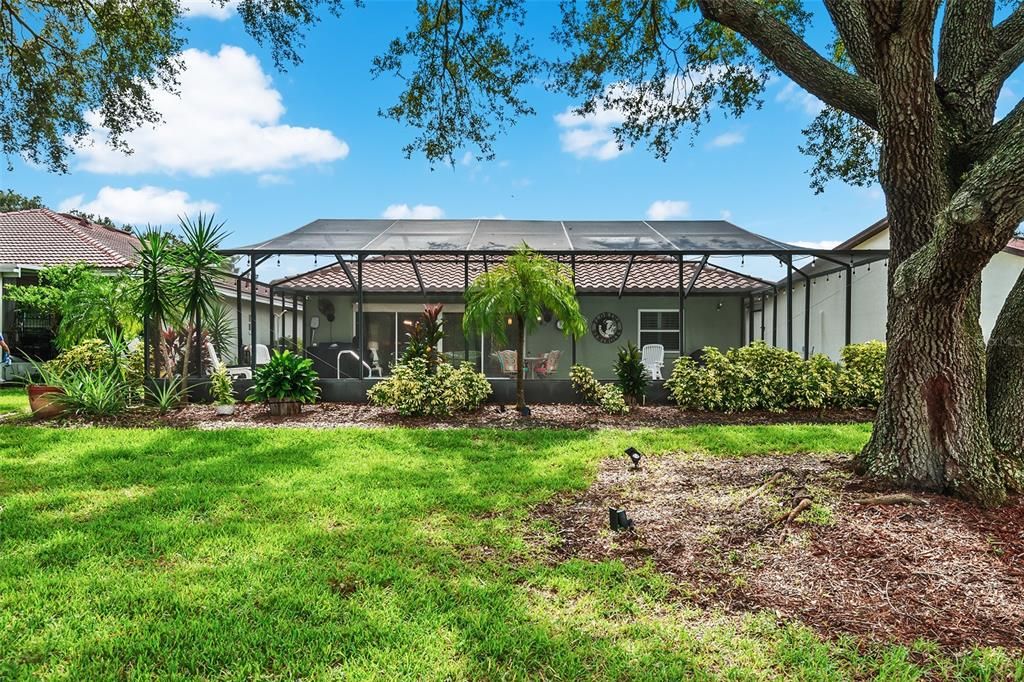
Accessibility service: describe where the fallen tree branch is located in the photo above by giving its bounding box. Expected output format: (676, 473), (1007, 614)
(852, 494), (929, 506)
(734, 471), (786, 510)
(785, 497), (813, 523)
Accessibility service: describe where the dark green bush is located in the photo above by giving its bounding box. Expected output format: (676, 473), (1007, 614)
(249, 350), (319, 404)
(614, 342), (649, 405)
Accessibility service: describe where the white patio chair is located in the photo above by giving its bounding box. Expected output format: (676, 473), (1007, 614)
(206, 342), (258, 380)
(641, 344), (665, 380)
(366, 342), (384, 378)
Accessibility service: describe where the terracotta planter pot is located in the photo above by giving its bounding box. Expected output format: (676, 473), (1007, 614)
(27, 384), (66, 419)
(267, 398), (302, 417)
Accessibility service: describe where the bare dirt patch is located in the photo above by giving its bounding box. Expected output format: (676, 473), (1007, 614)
(28, 402), (874, 430)
(534, 453), (1024, 650)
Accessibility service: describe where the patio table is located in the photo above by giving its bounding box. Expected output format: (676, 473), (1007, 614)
(524, 356), (547, 379)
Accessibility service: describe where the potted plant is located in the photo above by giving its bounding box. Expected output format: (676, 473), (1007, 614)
(22, 358), (66, 419)
(209, 365), (236, 416)
(248, 349), (319, 416)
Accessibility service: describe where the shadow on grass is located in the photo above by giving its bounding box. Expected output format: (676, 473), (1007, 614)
(5, 422), (997, 680)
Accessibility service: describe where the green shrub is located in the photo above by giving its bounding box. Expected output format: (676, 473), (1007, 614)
(569, 365), (629, 415)
(57, 367), (131, 416)
(248, 350), (319, 404)
(665, 341), (868, 412)
(209, 365), (235, 405)
(614, 342), (648, 405)
(797, 354), (841, 409)
(43, 335), (145, 415)
(367, 357), (491, 416)
(838, 340), (886, 407)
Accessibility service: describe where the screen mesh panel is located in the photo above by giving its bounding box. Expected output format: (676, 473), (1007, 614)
(467, 220), (572, 251)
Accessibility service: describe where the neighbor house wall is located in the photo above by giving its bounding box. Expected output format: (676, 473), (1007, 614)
(301, 292), (744, 379)
(759, 227), (1024, 360)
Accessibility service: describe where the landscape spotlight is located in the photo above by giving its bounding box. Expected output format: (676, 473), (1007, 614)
(608, 507), (635, 532)
(625, 446), (642, 469)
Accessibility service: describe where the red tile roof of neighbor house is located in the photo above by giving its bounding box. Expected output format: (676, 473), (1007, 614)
(0, 208), (279, 300)
(0, 208), (140, 268)
(273, 254), (766, 294)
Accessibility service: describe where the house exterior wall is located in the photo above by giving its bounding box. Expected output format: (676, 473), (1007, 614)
(302, 292), (744, 380)
(757, 226), (1024, 360)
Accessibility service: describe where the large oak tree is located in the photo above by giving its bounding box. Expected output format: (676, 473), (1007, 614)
(362, 0), (1024, 506)
(5, 0), (1023, 504)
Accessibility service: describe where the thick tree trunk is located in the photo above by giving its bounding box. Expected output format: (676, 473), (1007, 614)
(857, 272), (1007, 505)
(855, 4), (1012, 506)
(515, 314), (526, 411)
(985, 268), (1024, 491)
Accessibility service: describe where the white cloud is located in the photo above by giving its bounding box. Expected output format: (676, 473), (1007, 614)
(555, 104), (628, 161)
(257, 173), (291, 186)
(556, 70), (736, 161)
(180, 0), (236, 19)
(475, 214), (507, 220)
(708, 131), (745, 148)
(720, 209), (733, 220)
(646, 200), (691, 221)
(382, 204), (445, 220)
(460, 151), (474, 166)
(775, 81), (825, 116)
(76, 45), (349, 176)
(792, 240), (841, 250)
(59, 186), (218, 225)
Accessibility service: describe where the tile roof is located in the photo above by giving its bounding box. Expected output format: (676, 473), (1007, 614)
(0, 209), (139, 268)
(274, 254), (765, 294)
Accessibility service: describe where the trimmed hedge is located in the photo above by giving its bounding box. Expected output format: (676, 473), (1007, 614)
(664, 341), (884, 412)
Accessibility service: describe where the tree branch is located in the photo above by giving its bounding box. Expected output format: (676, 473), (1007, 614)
(938, 0), (996, 85)
(823, 0), (877, 80)
(696, 0), (878, 128)
(994, 2), (1024, 50)
(894, 115), (1024, 299)
(963, 95), (1024, 164)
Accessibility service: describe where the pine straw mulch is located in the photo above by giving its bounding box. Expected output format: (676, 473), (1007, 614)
(24, 402), (875, 430)
(532, 453), (1024, 650)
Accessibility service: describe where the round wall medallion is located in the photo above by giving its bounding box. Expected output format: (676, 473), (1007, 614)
(591, 312), (623, 343)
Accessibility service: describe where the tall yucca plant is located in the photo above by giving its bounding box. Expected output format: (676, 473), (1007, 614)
(134, 226), (179, 377)
(463, 245), (585, 410)
(173, 214), (228, 385)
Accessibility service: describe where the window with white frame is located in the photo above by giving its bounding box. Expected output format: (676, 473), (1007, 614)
(638, 310), (680, 353)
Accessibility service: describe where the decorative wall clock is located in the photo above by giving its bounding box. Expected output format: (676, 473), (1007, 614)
(591, 312), (623, 343)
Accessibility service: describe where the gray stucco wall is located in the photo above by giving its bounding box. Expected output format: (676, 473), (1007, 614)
(301, 291), (744, 380)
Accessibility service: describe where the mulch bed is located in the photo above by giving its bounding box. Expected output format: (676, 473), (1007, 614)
(534, 453), (1024, 650)
(19, 402), (874, 430)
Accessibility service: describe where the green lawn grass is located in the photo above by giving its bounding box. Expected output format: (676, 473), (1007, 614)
(0, 422), (1019, 680)
(0, 386), (28, 416)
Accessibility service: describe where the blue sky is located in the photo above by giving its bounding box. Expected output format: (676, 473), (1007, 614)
(3, 2), (1020, 280)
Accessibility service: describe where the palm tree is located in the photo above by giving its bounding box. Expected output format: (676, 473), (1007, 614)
(173, 214), (228, 388)
(463, 246), (585, 411)
(134, 227), (179, 376)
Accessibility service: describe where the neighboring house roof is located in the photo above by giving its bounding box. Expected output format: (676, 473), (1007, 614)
(0, 208), (139, 268)
(274, 254), (766, 294)
(837, 217), (1024, 256)
(0, 208), (284, 304)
